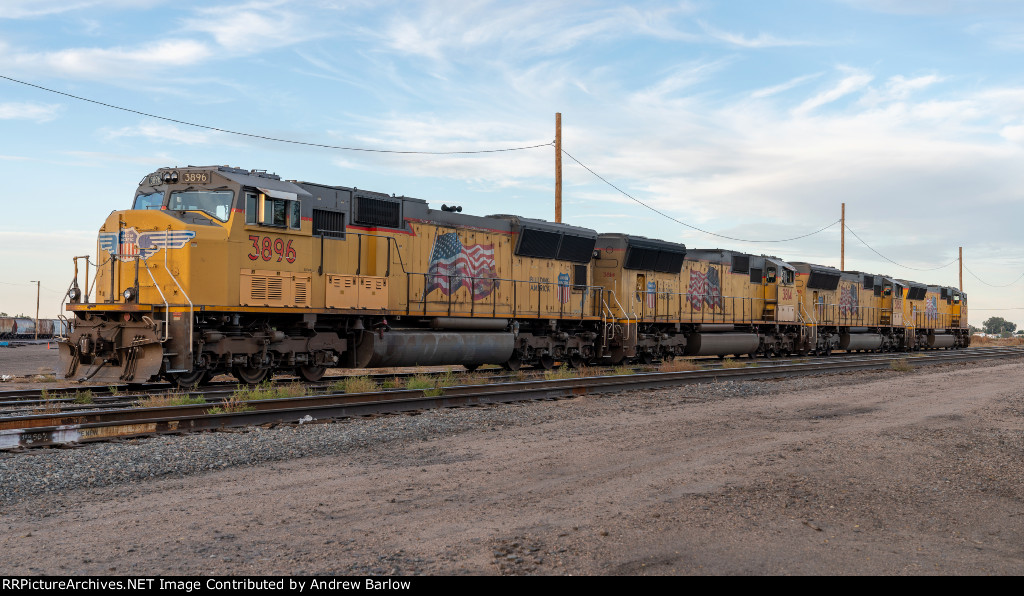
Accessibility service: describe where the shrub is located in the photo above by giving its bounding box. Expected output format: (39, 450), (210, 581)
(544, 364), (578, 380)
(329, 376), (378, 394)
(138, 392), (206, 408)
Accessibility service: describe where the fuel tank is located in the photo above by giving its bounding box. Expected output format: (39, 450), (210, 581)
(355, 330), (515, 368)
(839, 333), (883, 351)
(684, 333), (759, 357)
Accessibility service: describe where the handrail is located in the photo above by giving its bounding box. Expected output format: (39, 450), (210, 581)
(608, 291), (632, 341)
(143, 265), (171, 343)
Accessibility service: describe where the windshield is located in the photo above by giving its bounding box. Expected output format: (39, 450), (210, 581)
(168, 190), (234, 222)
(133, 192), (164, 210)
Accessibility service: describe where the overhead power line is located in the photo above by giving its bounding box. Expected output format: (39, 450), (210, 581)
(844, 225), (957, 272)
(0, 75), (552, 155)
(560, 149), (840, 243)
(964, 264), (1024, 288)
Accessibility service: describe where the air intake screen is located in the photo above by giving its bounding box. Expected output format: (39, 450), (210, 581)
(874, 285), (882, 296)
(517, 228), (561, 259)
(353, 197), (401, 228)
(731, 255), (750, 274)
(807, 271), (841, 290)
(312, 209), (345, 237)
(625, 248), (656, 271)
(558, 235), (597, 263)
(863, 275), (874, 289)
(656, 251), (685, 273)
(750, 268), (763, 284)
(624, 246), (685, 273)
(907, 287), (927, 300)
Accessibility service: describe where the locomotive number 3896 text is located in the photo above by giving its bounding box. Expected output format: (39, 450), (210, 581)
(248, 235), (297, 263)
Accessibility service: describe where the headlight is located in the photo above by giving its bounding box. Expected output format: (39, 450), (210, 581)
(123, 288), (136, 301)
(68, 288), (81, 301)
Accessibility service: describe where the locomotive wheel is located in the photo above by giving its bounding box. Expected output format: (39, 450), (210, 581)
(233, 366), (270, 385)
(297, 366), (326, 382)
(536, 355), (556, 370)
(168, 369), (206, 389)
(567, 354), (585, 369)
(502, 355), (522, 371)
(463, 364), (479, 372)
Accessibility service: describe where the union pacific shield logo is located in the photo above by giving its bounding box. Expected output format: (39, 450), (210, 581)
(99, 228), (196, 261)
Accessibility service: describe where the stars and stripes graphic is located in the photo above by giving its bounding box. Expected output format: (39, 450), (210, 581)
(425, 232), (498, 300)
(925, 296), (938, 321)
(839, 285), (859, 316)
(646, 281), (656, 309)
(688, 268), (722, 310)
(119, 228), (140, 258)
(99, 227), (196, 261)
(557, 272), (571, 304)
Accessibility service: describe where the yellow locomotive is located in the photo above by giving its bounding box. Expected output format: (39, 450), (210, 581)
(58, 165), (970, 386)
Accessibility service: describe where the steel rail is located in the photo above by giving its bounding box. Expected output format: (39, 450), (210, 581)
(2, 347), (1021, 451)
(2, 345), (1016, 405)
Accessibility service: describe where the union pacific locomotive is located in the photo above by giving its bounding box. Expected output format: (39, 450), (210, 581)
(58, 165), (969, 386)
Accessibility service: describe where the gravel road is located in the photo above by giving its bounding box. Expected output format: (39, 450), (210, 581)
(1, 358), (1022, 575)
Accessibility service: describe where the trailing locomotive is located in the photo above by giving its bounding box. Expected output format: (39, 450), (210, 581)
(58, 165), (969, 386)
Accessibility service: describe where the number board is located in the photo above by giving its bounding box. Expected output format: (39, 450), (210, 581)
(179, 171), (212, 184)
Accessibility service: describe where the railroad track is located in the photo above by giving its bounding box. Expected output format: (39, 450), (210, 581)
(2, 346), (1009, 407)
(2, 346), (1021, 451)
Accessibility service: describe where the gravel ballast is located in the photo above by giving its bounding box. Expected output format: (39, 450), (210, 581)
(1, 358), (1022, 575)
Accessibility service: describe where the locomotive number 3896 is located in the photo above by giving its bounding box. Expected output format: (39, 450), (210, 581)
(248, 235), (297, 263)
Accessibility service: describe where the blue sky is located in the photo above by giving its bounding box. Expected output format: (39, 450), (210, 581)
(1, 0), (1023, 327)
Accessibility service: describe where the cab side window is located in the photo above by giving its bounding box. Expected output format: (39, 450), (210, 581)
(246, 191), (301, 230)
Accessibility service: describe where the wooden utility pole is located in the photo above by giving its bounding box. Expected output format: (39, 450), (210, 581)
(840, 203), (845, 271)
(555, 112), (562, 223)
(959, 246), (963, 292)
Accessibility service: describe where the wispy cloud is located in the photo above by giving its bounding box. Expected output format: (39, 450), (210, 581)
(2, 39), (212, 78)
(0, 0), (165, 19)
(792, 68), (874, 115)
(184, 0), (323, 54)
(837, 0), (1020, 15)
(0, 102), (62, 122)
(369, 0), (700, 63)
(698, 20), (815, 48)
(750, 73), (824, 99)
(101, 122), (222, 145)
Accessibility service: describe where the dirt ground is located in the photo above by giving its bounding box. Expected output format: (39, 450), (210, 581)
(1, 357), (1022, 575)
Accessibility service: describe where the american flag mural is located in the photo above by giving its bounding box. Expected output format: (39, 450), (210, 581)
(689, 268), (722, 310)
(119, 228), (140, 258)
(646, 281), (656, 309)
(839, 285), (859, 316)
(557, 273), (571, 304)
(425, 232), (498, 300)
(99, 227), (196, 261)
(925, 296), (938, 321)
